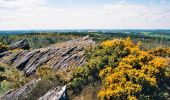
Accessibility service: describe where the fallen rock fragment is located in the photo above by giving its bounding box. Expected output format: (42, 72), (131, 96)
(39, 85), (67, 100)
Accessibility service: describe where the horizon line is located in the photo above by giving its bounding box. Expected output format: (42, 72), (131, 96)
(0, 28), (170, 31)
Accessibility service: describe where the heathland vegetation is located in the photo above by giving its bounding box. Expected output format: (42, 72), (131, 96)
(0, 31), (169, 100)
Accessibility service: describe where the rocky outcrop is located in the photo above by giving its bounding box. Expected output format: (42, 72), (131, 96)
(0, 36), (95, 76)
(0, 36), (95, 100)
(1, 80), (67, 100)
(39, 85), (67, 100)
(9, 39), (30, 50)
(0, 79), (41, 100)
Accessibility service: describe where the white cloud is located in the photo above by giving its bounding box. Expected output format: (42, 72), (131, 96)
(102, 3), (170, 29)
(0, 0), (65, 29)
(0, 0), (105, 29)
(0, 0), (46, 10)
(0, 0), (170, 29)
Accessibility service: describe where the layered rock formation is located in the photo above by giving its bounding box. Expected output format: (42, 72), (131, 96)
(9, 40), (30, 50)
(0, 36), (95, 100)
(0, 36), (95, 76)
(1, 79), (41, 100)
(0, 39), (29, 59)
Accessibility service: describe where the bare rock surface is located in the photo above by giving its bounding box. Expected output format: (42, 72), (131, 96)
(0, 36), (95, 76)
(39, 85), (67, 100)
(0, 36), (95, 100)
(0, 51), (10, 58)
(0, 79), (41, 100)
(9, 39), (30, 50)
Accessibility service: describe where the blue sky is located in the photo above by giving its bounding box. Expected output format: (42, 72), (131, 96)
(0, 0), (170, 30)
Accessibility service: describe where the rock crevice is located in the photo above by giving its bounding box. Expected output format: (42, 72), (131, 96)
(0, 36), (95, 76)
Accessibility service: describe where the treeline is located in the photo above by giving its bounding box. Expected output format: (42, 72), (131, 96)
(0, 32), (170, 50)
(0, 33), (81, 49)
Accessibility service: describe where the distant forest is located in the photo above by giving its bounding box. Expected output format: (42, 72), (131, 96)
(0, 31), (169, 50)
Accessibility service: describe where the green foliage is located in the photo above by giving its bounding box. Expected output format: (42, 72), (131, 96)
(0, 80), (10, 94)
(0, 33), (81, 49)
(3, 67), (30, 89)
(0, 32), (169, 50)
(69, 38), (170, 100)
(36, 67), (56, 79)
(0, 32), (170, 99)
(0, 63), (31, 95)
(25, 67), (65, 100)
(69, 38), (132, 92)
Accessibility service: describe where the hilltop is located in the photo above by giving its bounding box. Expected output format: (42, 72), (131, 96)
(0, 35), (170, 100)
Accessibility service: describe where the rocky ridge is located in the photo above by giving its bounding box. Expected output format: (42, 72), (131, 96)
(0, 36), (95, 76)
(0, 36), (95, 100)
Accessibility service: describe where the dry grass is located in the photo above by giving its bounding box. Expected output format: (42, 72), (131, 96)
(67, 82), (101, 100)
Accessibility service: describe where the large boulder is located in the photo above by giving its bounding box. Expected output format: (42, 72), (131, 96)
(9, 40), (30, 50)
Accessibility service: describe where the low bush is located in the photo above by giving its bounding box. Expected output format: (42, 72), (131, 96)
(69, 38), (170, 100)
(25, 67), (66, 100)
(0, 63), (31, 95)
(148, 48), (170, 57)
(3, 67), (30, 89)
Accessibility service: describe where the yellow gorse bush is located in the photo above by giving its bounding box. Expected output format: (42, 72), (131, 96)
(98, 38), (169, 100)
(148, 47), (170, 57)
(102, 37), (134, 48)
(69, 37), (169, 100)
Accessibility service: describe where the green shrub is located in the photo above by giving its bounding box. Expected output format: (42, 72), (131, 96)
(25, 67), (65, 100)
(0, 80), (10, 94)
(68, 38), (132, 93)
(69, 38), (170, 100)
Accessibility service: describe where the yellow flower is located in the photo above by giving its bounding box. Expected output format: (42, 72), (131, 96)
(96, 38), (169, 100)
